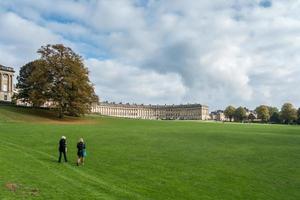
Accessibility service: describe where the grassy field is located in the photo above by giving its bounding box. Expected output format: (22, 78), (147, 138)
(0, 106), (299, 200)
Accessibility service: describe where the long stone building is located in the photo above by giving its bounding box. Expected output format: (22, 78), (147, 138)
(92, 102), (209, 120)
(0, 65), (14, 102)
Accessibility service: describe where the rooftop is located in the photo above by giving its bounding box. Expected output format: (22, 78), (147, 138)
(99, 102), (208, 109)
(0, 65), (15, 72)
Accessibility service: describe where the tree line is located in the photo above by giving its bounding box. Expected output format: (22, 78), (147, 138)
(224, 103), (300, 124)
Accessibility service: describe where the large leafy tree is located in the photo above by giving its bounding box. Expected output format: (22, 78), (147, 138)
(224, 105), (236, 122)
(270, 112), (281, 124)
(234, 107), (247, 122)
(280, 103), (297, 124)
(267, 106), (279, 117)
(267, 106), (280, 123)
(16, 44), (98, 118)
(16, 60), (49, 106)
(255, 105), (270, 122)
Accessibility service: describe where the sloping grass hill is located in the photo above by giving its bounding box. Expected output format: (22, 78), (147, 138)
(0, 105), (92, 124)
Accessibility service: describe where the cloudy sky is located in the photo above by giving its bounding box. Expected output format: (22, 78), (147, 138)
(0, 0), (300, 110)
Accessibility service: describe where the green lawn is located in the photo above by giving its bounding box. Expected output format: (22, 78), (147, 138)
(0, 106), (299, 200)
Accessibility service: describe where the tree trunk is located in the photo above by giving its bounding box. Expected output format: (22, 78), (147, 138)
(59, 112), (64, 119)
(58, 103), (64, 119)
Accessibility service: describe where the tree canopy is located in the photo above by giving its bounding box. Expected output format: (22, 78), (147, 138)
(234, 107), (247, 122)
(255, 105), (270, 122)
(297, 108), (300, 124)
(270, 112), (281, 124)
(267, 106), (279, 116)
(280, 103), (297, 124)
(224, 105), (236, 122)
(16, 44), (98, 118)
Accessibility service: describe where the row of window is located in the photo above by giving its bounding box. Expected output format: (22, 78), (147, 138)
(93, 109), (202, 117)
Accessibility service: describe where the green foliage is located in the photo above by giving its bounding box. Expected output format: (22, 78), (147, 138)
(234, 106), (247, 122)
(280, 103), (298, 124)
(16, 60), (49, 106)
(297, 108), (300, 124)
(224, 105), (236, 121)
(270, 112), (281, 124)
(267, 106), (279, 116)
(16, 44), (98, 118)
(1, 106), (300, 200)
(255, 105), (270, 122)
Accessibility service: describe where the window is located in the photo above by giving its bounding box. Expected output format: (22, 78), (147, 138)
(2, 74), (8, 92)
(4, 95), (7, 101)
(3, 85), (7, 92)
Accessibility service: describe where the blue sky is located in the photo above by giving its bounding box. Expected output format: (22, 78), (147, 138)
(0, 0), (300, 110)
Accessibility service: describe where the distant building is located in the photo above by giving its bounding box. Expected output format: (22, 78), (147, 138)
(92, 102), (210, 120)
(244, 108), (257, 120)
(0, 65), (14, 102)
(244, 107), (256, 116)
(210, 110), (227, 121)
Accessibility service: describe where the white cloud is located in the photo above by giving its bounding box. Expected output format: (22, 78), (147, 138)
(86, 59), (187, 104)
(0, 12), (62, 67)
(1, 1), (300, 110)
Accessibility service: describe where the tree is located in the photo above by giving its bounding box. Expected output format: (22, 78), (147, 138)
(270, 112), (281, 124)
(224, 105), (236, 122)
(234, 106), (247, 122)
(16, 60), (49, 106)
(268, 106), (279, 116)
(280, 103), (297, 124)
(297, 108), (300, 124)
(16, 44), (98, 118)
(255, 105), (270, 122)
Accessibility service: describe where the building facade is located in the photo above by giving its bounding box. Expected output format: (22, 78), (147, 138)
(92, 102), (209, 120)
(0, 65), (14, 102)
(210, 110), (227, 121)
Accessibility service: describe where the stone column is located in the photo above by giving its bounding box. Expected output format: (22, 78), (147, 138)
(10, 75), (13, 92)
(8, 75), (10, 92)
(8, 75), (11, 92)
(7, 74), (9, 92)
(0, 73), (2, 91)
(10, 75), (12, 92)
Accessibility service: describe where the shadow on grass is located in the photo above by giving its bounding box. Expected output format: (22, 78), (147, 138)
(39, 157), (79, 167)
(1, 105), (58, 118)
(0, 105), (90, 124)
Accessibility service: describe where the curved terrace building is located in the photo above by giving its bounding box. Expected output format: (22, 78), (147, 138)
(92, 102), (209, 120)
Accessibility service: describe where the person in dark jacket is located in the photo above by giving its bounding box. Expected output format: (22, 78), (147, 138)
(77, 138), (86, 166)
(58, 136), (68, 163)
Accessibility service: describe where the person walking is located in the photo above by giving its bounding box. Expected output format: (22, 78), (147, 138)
(58, 136), (68, 163)
(77, 138), (86, 166)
